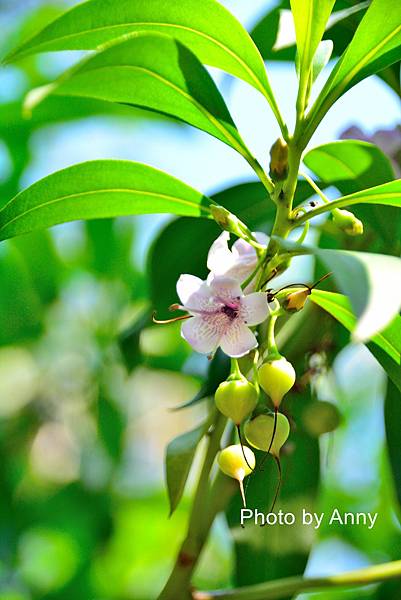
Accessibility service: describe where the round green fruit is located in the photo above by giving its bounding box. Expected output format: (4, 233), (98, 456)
(244, 413), (290, 456)
(215, 379), (258, 424)
(217, 444), (255, 480)
(258, 357), (296, 407)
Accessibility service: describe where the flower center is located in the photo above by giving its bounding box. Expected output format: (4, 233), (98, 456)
(221, 305), (239, 320)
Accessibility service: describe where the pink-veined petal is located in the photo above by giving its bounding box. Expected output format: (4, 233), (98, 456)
(209, 276), (242, 303)
(207, 231), (234, 275)
(241, 292), (269, 326)
(181, 315), (223, 354)
(220, 321), (258, 357)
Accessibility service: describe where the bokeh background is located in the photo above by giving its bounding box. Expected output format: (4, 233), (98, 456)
(1, 1), (401, 599)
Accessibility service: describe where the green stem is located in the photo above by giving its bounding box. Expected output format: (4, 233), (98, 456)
(192, 559), (401, 600)
(299, 170), (330, 204)
(245, 155), (275, 197)
(158, 411), (228, 600)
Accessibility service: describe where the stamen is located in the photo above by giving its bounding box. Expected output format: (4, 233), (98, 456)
(152, 312), (192, 325)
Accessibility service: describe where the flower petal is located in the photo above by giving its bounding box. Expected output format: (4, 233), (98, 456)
(220, 321), (258, 357)
(176, 274), (204, 305)
(209, 276), (242, 303)
(207, 231), (234, 275)
(181, 315), (223, 354)
(232, 237), (255, 257)
(241, 292), (269, 326)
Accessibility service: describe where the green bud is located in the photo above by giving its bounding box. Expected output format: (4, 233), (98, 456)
(332, 208), (363, 236)
(215, 379), (258, 425)
(269, 138), (289, 181)
(302, 400), (342, 437)
(258, 357), (296, 407)
(244, 413), (290, 456)
(210, 205), (252, 240)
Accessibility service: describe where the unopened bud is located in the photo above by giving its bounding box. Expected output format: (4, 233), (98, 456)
(269, 138), (289, 181)
(332, 208), (363, 236)
(210, 205), (253, 240)
(284, 288), (310, 312)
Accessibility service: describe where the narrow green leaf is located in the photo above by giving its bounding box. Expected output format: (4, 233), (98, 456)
(5, 0), (282, 124)
(26, 33), (251, 158)
(290, 0), (335, 88)
(0, 160), (212, 241)
(307, 0), (401, 137)
(97, 395), (125, 461)
(173, 350), (230, 411)
(303, 140), (399, 247)
(277, 239), (401, 341)
(299, 179), (401, 218)
(311, 290), (401, 365)
(311, 40), (334, 83)
(385, 379), (401, 511)
(166, 419), (210, 515)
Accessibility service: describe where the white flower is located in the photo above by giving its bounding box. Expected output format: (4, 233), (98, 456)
(207, 231), (268, 290)
(176, 274), (269, 357)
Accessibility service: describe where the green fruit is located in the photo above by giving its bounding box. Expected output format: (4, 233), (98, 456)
(217, 444), (255, 480)
(244, 413), (290, 456)
(302, 401), (342, 437)
(258, 357), (296, 406)
(215, 379), (258, 424)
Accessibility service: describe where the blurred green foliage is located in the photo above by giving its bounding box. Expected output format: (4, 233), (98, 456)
(1, 2), (401, 600)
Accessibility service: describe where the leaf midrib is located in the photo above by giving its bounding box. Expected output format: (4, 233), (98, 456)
(64, 64), (248, 157)
(12, 21), (267, 97)
(0, 188), (212, 234)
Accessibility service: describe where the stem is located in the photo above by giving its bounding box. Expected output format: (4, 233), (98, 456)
(299, 171), (330, 204)
(158, 411), (228, 600)
(193, 559), (401, 600)
(245, 155), (275, 197)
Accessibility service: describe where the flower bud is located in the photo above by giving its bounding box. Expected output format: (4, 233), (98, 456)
(284, 288), (310, 312)
(258, 357), (296, 407)
(302, 400), (342, 437)
(269, 138), (289, 181)
(244, 413), (290, 457)
(217, 444), (255, 480)
(210, 205), (252, 240)
(332, 208), (363, 236)
(215, 379), (258, 425)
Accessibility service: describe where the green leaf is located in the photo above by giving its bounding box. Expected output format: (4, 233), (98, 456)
(311, 40), (333, 83)
(307, 0), (401, 136)
(0, 160), (212, 241)
(26, 33), (251, 159)
(311, 290), (401, 366)
(304, 140), (395, 193)
(290, 0), (335, 87)
(277, 239), (401, 341)
(385, 379), (401, 510)
(166, 419), (210, 515)
(303, 140), (399, 247)
(97, 394), (125, 461)
(311, 289), (401, 400)
(173, 349), (230, 411)
(308, 179), (401, 213)
(5, 0), (282, 123)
